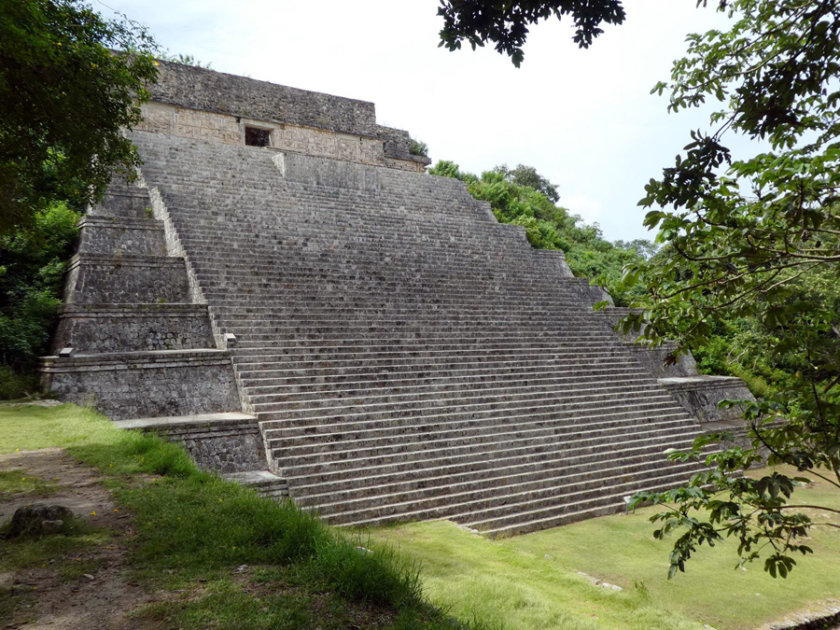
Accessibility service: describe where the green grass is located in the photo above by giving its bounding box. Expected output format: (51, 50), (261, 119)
(0, 403), (481, 629)
(7, 402), (838, 629)
(0, 366), (40, 400)
(369, 475), (840, 630)
(0, 402), (122, 453)
(0, 469), (59, 496)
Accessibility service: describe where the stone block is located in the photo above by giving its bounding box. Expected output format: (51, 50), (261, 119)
(658, 375), (755, 424)
(52, 304), (214, 353)
(77, 217), (166, 256)
(40, 350), (242, 420)
(63, 254), (189, 304)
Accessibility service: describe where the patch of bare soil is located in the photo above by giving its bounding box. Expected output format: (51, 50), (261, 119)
(0, 449), (155, 629)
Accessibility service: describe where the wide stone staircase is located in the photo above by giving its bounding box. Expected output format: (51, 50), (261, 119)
(118, 130), (708, 535)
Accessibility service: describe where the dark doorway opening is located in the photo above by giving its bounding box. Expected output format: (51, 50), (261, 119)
(245, 127), (270, 147)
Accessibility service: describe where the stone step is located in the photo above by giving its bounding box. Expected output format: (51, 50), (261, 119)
(338, 469), (698, 533)
(242, 365), (645, 394)
(235, 353), (644, 382)
(231, 332), (620, 353)
(261, 403), (691, 447)
(233, 329), (619, 347)
(282, 429), (699, 496)
(230, 340), (629, 364)
(255, 383), (675, 421)
(211, 302), (598, 317)
(308, 458), (701, 527)
(462, 470), (697, 536)
(194, 276), (589, 298)
(274, 420), (697, 480)
(294, 451), (694, 513)
(215, 314), (613, 333)
(247, 374), (658, 405)
(286, 433), (699, 502)
(270, 416), (692, 465)
(234, 348), (637, 380)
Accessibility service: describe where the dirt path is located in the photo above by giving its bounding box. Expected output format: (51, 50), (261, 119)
(0, 449), (155, 629)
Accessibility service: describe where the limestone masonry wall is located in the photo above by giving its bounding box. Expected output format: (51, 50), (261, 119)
(116, 416), (266, 473)
(63, 254), (190, 304)
(77, 217), (166, 256)
(150, 61), (378, 136)
(52, 305), (214, 354)
(41, 351), (241, 420)
(143, 61), (429, 173)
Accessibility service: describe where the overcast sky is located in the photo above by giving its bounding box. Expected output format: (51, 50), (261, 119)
(96, 0), (731, 242)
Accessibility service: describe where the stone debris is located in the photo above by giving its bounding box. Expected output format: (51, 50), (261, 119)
(575, 571), (623, 591)
(6, 504), (73, 538)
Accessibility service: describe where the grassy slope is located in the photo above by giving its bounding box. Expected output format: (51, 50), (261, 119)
(369, 474), (840, 630)
(0, 403), (475, 629)
(7, 403), (839, 629)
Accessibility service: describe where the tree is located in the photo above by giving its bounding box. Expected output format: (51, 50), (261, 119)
(620, 0), (840, 578)
(437, 0), (625, 66)
(495, 164), (560, 202)
(0, 0), (158, 234)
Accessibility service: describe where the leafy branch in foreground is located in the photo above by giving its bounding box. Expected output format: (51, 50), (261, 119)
(437, 0), (626, 66)
(0, 0), (158, 234)
(623, 0), (840, 578)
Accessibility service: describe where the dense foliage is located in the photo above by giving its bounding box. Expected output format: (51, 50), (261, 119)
(0, 0), (158, 397)
(437, 0), (626, 66)
(624, 0), (840, 579)
(429, 160), (650, 305)
(0, 0), (157, 234)
(0, 203), (80, 396)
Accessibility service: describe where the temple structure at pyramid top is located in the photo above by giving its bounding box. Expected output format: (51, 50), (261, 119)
(138, 61), (430, 173)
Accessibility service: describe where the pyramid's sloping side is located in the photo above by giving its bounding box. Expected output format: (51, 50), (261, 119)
(132, 130), (704, 535)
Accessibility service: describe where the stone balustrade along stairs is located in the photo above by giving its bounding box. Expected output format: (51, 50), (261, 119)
(119, 130), (711, 535)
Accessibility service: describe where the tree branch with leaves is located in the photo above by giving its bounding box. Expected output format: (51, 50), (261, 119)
(621, 0), (840, 579)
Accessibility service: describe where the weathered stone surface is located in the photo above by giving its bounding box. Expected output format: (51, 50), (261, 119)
(659, 375), (755, 424)
(142, 62), (427, 171)
(88, 190), (153, 219)
(154, 421), (264, 473)
(41, 63), (757, 535)
(40, 350), (241, 420)
(7, 504), (73, 538)
(52, 304), (214, 353)
(77, 217), (166, 256)
(63, 254), (189, 304)
(149, 60), (378, 137)
(116, 414), (265, 473)
(600, 307), (699, 378)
